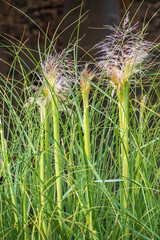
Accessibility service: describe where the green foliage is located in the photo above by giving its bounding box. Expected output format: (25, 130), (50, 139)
(0, 3), (160, 240)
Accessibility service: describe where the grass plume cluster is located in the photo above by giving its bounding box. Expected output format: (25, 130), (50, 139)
(0, 6), (160, 240)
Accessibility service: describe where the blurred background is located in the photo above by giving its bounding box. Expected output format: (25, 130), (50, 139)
(0, 0), (160, 76)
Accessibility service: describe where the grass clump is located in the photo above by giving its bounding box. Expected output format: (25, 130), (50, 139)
(0, 4), (160, 240)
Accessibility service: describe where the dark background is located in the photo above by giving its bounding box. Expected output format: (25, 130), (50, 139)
(0, 0), (160, 76)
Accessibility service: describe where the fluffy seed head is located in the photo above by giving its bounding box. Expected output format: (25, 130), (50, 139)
(25, 50), (74, 118)
(80, 64), (94, 96)
(40, 50), (74, 102)
(97, 13), (154, 92)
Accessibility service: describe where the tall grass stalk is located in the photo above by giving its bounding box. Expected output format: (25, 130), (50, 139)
(44, 102), (53, 238)
(22, 178), (29, 240)
(97, 13), (156, 237)
(134, 95), (146, 186)
(51, 96), (63, 226)
(80, 65), (95, 238)
(39, 103), (47, 238)
(117, 81), (129, 210)
(44, 103), (51, 182)
(39, 49), (74, 234)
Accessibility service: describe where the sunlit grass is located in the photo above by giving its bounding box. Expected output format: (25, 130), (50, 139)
(0, 3), (160, 240)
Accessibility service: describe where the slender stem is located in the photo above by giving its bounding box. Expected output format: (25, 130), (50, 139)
(44, 103), (52, 239)
(39, 107), (47, 237)
(0, 118), (18, 228)
(135, 96), (145, 185)
(68, 137), (74, 207)
(83, 94), (95, 238)
(22, 180), (28, 240)
(118, 81), (129, 210)
(45, 103), (51, 179)
(133, 96), (146, 217)
(118, 81), (129, 239)
(51, 96), (62, 227)
(83, 100), (91, 161)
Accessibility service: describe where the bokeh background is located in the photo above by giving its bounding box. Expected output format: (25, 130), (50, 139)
(0, 0), (160, 76)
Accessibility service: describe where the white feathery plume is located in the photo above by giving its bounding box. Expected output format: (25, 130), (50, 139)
(97, 13), (154, 93)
